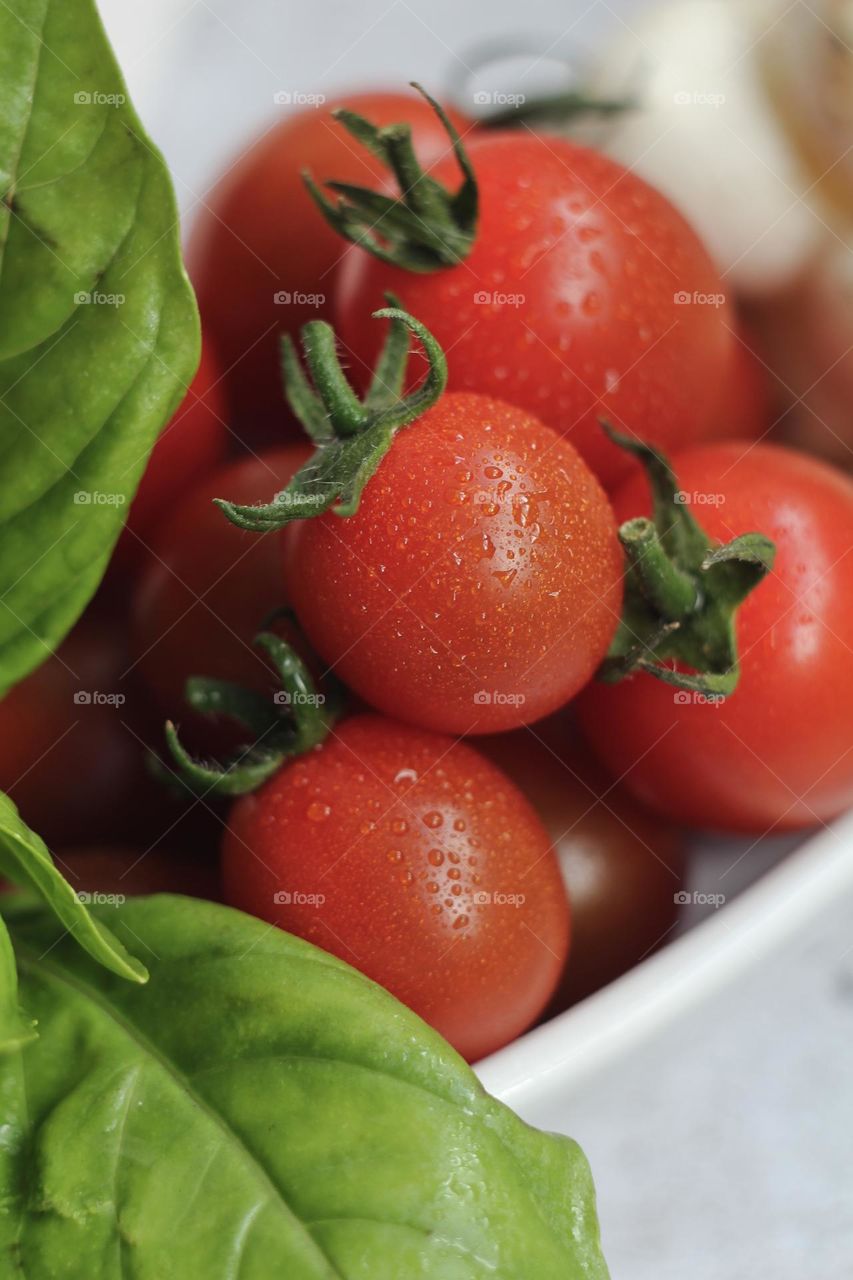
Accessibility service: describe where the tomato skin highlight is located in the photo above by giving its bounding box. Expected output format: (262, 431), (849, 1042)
(283, 392), (623, 735)
(187, 91), (470, 444)
(334, 132), (732, 488)
(130, 446), (309, 731)
(222, 714), (569, 1061)
(578, 441), (853, 832)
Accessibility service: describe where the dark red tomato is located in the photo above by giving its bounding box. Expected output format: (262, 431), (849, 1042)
(0, 616), (152, 847)
(578, 441), (853, 831)
(130, 446), (309, 732)
(54, 847), (221, 902)
(334, 132), (733, 489)
(187, 90), (471, 444)
(284, 392), (623, 735)
(222, 714), (569, 1061)
(716, 321), (774, 442)
(115, 341), (228, 572)
(480, 721), (685, 1007)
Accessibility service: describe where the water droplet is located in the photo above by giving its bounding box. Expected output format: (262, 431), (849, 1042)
(428, 848), (444, 867)
(307, 802), (331, 822)
(422, 811), (443, 830)
(391, 818), (409, 835)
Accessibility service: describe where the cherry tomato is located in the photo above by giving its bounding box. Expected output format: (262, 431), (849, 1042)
(716, 320), (774, 442)
(187, 91), (471, 444)
(283, 392), (623, 735)
(578, 441), (853, 831)
(334, 132), (733, 488)
(480, 722), (685, 1007)
(130, 446), (309, 732)
(115, 341), (228, 571)
(222, 714), (569, 1061)
(0, 615), (158, 847)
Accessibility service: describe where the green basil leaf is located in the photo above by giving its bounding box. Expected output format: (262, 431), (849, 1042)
(0, 0), (199, 693)
(0, 893), (608, 1278)
(0, 794), (147, 984)
(0, 914), (36, 1054)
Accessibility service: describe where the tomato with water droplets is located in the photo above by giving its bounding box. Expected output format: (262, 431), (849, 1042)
(578, 441), (853, 831)
(283, 392), (623, 735)
(221, 714), (569, 1061)
(333, 132), (733, 488)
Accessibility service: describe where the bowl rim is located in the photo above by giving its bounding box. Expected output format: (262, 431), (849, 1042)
(477, 807), (853, 1109)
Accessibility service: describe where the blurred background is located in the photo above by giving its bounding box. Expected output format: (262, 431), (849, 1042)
(94, 1), (853, 1275)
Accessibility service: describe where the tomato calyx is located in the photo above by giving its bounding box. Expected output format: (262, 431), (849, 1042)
(600, 426), (776, 698)
(164, 624), (337, 796)
(215, 305), (447, 533)
(303, 82), (477, 272)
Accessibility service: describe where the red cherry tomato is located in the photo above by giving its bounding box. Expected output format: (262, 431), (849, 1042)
(0, 615), (173, 848)
(480, 723), (685, 1007)
(187, 91), (471, 445)
(334, 132), (733, 488)
(578, 441), (853, 831)
(283, 392), (623, 735)
(222, 714), (569, 1061)
(716, 321), (774, 442)
(130, 447), (309, 735)
(116, 341), (228, 571)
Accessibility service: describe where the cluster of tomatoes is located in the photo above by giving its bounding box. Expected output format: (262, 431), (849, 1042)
(5, 87), (853, 1063)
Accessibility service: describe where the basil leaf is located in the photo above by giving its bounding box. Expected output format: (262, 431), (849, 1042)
(0, 893), (609, 1278)
(0, 0), (199, 693)
(0, 794), (147, 984)
(0, 915), (36, 1054)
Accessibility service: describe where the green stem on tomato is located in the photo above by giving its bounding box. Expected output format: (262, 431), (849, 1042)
(215, 303), (447, 533)
(163, 628), (338, 797)
(303, 83), (478, 272)
(599, 423), (776, 699)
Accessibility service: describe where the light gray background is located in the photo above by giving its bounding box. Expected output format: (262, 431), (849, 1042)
(98, 2), (853, 1274)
